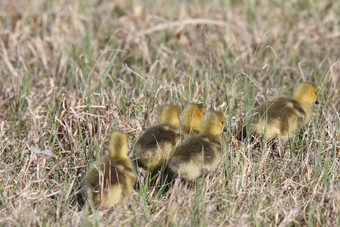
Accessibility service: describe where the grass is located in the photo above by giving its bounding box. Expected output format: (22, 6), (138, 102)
(0, 0), (339, 225)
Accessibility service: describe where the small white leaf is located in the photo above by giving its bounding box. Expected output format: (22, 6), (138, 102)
(31, 146), (54, 157)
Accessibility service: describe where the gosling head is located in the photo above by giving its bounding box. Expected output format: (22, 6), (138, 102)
(292, 82), (319, 105)
(108, 130), (128, 159)
(181, 103), (206, 133)
(159, 105), (181, 128)
(199, 110), (226, 139)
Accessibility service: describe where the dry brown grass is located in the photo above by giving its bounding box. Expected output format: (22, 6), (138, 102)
(0, 0), (339, 226)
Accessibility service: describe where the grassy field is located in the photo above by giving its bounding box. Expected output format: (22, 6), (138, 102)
(0, 0), (339, 226)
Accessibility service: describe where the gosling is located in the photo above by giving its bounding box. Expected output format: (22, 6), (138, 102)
(133, 105), (181, 171)
(249, 82), (319, 142)
(181, 103), (206, 135)
(84, 130), (136, 209)
(169, 110), (226, 181)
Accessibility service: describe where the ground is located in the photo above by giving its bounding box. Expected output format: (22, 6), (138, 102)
(0, 0), (339, 226)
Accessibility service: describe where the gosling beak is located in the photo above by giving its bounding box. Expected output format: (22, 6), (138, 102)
(315, 99), (319, 104)
(223, 126), (227, 132)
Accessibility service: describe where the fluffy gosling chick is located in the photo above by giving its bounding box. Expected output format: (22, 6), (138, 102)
(169, 110), (226, 181)
(133, 105), (181, 171)
(181, 103), (206, 135)
(250, 82), (319, 141)
(84, 130), (136, 209)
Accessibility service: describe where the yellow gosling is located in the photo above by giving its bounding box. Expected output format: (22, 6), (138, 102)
(84, 130), (136, 209)
(169, 110), (226, 181)
(181, 103), (206, 135)
(251, 82), (319, 142)
(133, 105), (181, 171)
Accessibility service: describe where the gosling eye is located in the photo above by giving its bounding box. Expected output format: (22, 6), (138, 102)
(221, 121), (224, 125)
